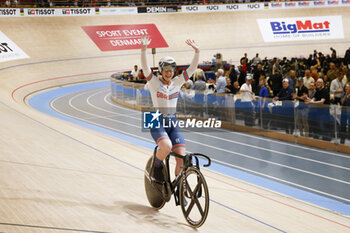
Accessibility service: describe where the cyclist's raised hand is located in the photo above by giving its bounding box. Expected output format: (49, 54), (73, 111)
(141, 35), (151, 50)
(185, 39), (200, 53)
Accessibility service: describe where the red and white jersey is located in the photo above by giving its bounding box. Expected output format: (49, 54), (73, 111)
(141, 49), (199, 113)
(145, 71), (190, 111)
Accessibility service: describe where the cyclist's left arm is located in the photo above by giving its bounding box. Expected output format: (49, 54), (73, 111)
(173, 40), (200, 86)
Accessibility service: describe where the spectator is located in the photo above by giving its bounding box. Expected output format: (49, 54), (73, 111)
(237, 65), (246, 87)
(232, 81), (240, 95)
(303, 69), (315, 89)
(253, 64), (265, 93)
(193, 74), (206, 92)
(330, 70), (345, 104)
(327, 62), (339, 82)
(193, 66), (205, 82)
(239, 75), (255, 126)
(228, 65), (238, 84)
(131, 65), (140, 81)
(251, 53), (262, 68)
(285, 70), (296, 92)
(294, 77), (309, 137)
(272, 59), (281, 75)
(268, 67), (283, 97)
(257, 77), (269, 129)
(225, 77), (234, 94)
(215, 69), (226, 93)
(305, 79), (331, 140)
(330, 47), (337, 60)
(274, 79), (294, 101)
(340, 83), (350, 144)
(344, 47), (350, 66)
(273, 79), (294, 134)
(308, 82), (316, 99)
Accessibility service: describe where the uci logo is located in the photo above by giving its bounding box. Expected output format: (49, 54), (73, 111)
(248, 4), (260, 9)
(226, 4), (239, 10)
(186, 6), (198, 11)
(207, 5), (219, 11)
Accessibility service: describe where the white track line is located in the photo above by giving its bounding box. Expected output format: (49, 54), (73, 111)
(104, 89), (350, 159)
(86, 90), (350, 171)
(54, 90), (350, 187)
(49, 91), (350, 203)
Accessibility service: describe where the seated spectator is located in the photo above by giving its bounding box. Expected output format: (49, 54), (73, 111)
(232, 81), (240, 94)
(272, 59), (281, 75)
(268, 67), (283, 97)
(303, 69), (315, 89)
(340, 83), (350, 144)
(327, 62), (339, 82)
(225, 77), (235, 94)
(215, 68), (227, 93)
(193, 74), (206, 92)
(308, 82), (316, 99)
(330, 70), (345, 104)
(273, 79), (293, 101)
(284, 70), (296, 91)
(131, 65), (140, 81)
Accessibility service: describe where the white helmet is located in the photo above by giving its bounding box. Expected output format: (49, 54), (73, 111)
(159, 56), (176, 72)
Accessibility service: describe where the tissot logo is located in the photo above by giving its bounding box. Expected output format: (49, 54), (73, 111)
(0, 9), (17, 15)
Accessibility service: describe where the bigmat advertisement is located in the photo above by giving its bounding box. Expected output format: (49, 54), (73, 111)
(257, 15), (344, 42)
(82, 24), (168, 51)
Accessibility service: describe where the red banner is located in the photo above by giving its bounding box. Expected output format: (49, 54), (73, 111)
(82, 24), (168, 51)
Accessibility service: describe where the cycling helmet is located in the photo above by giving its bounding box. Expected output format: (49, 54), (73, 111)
(159, 56), (176, 72)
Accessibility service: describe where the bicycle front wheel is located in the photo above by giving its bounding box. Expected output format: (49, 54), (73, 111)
(179, 167), (209, 228)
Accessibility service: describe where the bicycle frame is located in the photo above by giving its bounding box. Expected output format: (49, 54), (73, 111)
(152, 146), (211, 205)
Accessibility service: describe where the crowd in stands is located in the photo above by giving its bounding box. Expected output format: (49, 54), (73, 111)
(128, 47), (350, 144)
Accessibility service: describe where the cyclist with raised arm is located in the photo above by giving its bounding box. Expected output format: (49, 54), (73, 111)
(140, 36), (200, 194)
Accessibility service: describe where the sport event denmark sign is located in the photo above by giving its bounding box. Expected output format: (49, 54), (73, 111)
(257, 15), (344, 42)
(82, 24), (168, 51)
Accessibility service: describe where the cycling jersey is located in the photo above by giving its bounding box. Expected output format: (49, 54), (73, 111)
(141, 49), (199, 146)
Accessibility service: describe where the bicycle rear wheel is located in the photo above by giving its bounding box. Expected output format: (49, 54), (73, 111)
(144, 156), (166, 209)
(179, 167), (209, 228)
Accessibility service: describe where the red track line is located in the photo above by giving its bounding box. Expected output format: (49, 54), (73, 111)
(205, 173), (350, 229)
(11, 69), (122, 102)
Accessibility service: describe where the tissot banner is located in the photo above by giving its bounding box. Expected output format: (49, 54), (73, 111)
(82, 24), (168, 51)
(0, 30), (29, 63)
(257, 15), (344, 42)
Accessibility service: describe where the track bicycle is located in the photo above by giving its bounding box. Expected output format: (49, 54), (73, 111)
(144, 146), (211, 228)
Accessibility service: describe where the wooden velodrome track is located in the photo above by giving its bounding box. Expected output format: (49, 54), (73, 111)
(1, 6), (350, 233)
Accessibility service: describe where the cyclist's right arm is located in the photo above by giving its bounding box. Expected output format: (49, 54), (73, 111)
(141, 36), (153, 82)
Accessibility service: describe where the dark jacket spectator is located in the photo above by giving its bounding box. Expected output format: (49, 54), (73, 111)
(274, 79), (293, 101)
(268, 68), (283, 96)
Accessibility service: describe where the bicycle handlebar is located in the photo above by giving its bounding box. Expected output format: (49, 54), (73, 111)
(169, 151), (211, 168)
